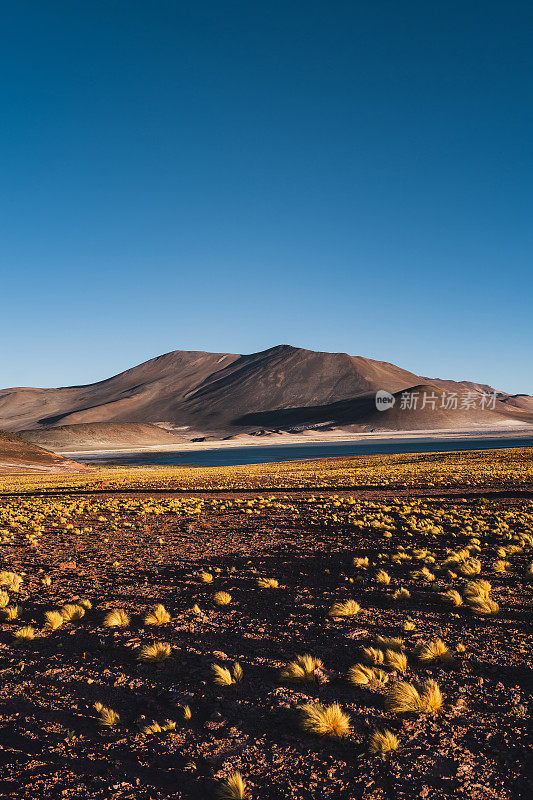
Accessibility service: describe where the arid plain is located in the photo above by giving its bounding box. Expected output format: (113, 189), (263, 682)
(0, 448), (531, 799)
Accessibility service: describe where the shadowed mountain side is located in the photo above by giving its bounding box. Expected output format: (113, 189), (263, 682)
(0, 430), (85, 472)
(19, 422), (187, 452)
(235, 384), (533, 432)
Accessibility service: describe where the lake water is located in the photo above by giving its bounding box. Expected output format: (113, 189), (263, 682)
(76, 435), (533, 467)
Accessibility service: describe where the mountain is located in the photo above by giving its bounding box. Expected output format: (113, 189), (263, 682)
(19, 422), (188, 453)
(0, 345), (531, 438)
(0, 429), (85, 472)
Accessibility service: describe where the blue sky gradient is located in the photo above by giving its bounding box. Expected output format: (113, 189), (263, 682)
(2, 1), (532, 393)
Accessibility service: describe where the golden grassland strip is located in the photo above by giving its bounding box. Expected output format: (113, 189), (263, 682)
(0, 447), (532, 495)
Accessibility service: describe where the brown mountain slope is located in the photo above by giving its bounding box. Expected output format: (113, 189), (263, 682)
(0, 430), (85, 472)
(0, 345), (421, 433)
(19, 422), (187, 453)
(0, 345), (531, 436)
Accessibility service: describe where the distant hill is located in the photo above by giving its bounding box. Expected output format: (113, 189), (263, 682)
(0, 430), (84, 472)
(19, 422), (186, 452)
(0, 345), (531, 438)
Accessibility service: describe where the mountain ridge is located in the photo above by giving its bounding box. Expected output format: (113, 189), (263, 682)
(1, 345), (531, 437)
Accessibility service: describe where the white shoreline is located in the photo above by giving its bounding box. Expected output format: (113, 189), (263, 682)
(60, 427), (533, 457)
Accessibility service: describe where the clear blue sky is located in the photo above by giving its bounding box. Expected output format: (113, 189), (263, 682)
(1, 1), (532, 393)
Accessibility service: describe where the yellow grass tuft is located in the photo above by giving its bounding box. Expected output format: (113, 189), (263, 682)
(299, 702), (350, 738)
(79, 598), (92, 609)
(463, 580), (491, 600)
(143, 721), (162, 734)
(352, 556), (369, 568)
(1, 605), (20, 621)
(138, 641), (172, 663)
(256, 577), (279, 588)
(103, 609), (130, 628)
(191, 604), (202, 614)
(368, 728), (399, 758)
(376, 569), (391, 585)
(144, 604), (171, 626)
(457, 558), (482, 577)
(12, 625), (35, 645)
(280, 654), (322, 683)
(328, 599), (361, 617)
(393, 587), (411, 602)
(44, 610), (63, 630)
(385, 679), (443, 714)
(385, 649), (408, 672)
(441, 589), (463, 606)
(94, 702), (120, 727)
(61, 604), (85, 623)
(467, 597), (499, 615)
(0, 590), (9, 608)
(361, 647), (385, 665)
(415, 638), (453, 666)
(212, 664), (233, 686)
(182, 705), (192, 720)
(0, 571), (22, 592)
(375, 636), (404, 651)
(200, 571), (214, 583)
(217, 771), (247, 800)
(348, 663), (376, 686)
(213, 591), (232, 606)
(403, 620), (416, 631)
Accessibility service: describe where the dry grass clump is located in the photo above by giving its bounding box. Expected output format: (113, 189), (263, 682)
(467, 597), (499, 615)
(93, 702), (120, 727)
(403, 619), (416, 631)
(385, 649), (408, 672)
(393, 587), (411, 602)
(211, 662), (243, 686)
(61, 604), (85, 623)
(138, 642), (171, 663)
(299, 702), (350, 738)
(385, 679), (443, 714)
(492, 559), (510, 573)
(410, 566), (435, 582)
(142, 719), (176, 735)
(256, 577), (279, 588)
(441, 589), (463, 606)
(348, 663), (389, 686)
(328, 599), (361, 617)
(217, 771), (247, 799)
(200, 571), (214, 583)
(144, 604), (171, 626)
(44, 610), (63, 630)
(12, 625), (35, 645)
(280, 654), (322, 683)
(375, 636), (404, 651)
(103, 608), (130, 628)
(182, 705), (192, 720)
(414, 638), (453, 666)
(352, 556), (369, 568)
(456, 558), (482, 577)
(1, 605), (20, 621)
(463, 580), (491, 601)
(368, 728), (400, 758)
(361, 646), (385, 665)
(213, 591), (232, 606)
(462, 580), (499, 615)
(376, 569), (391, 585)
(0, 590), (9, 608)
(0, 571), (22, 592)
(79, 598), (92, 609)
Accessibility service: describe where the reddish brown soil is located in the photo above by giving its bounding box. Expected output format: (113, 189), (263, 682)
(0, 490), (531, 800)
